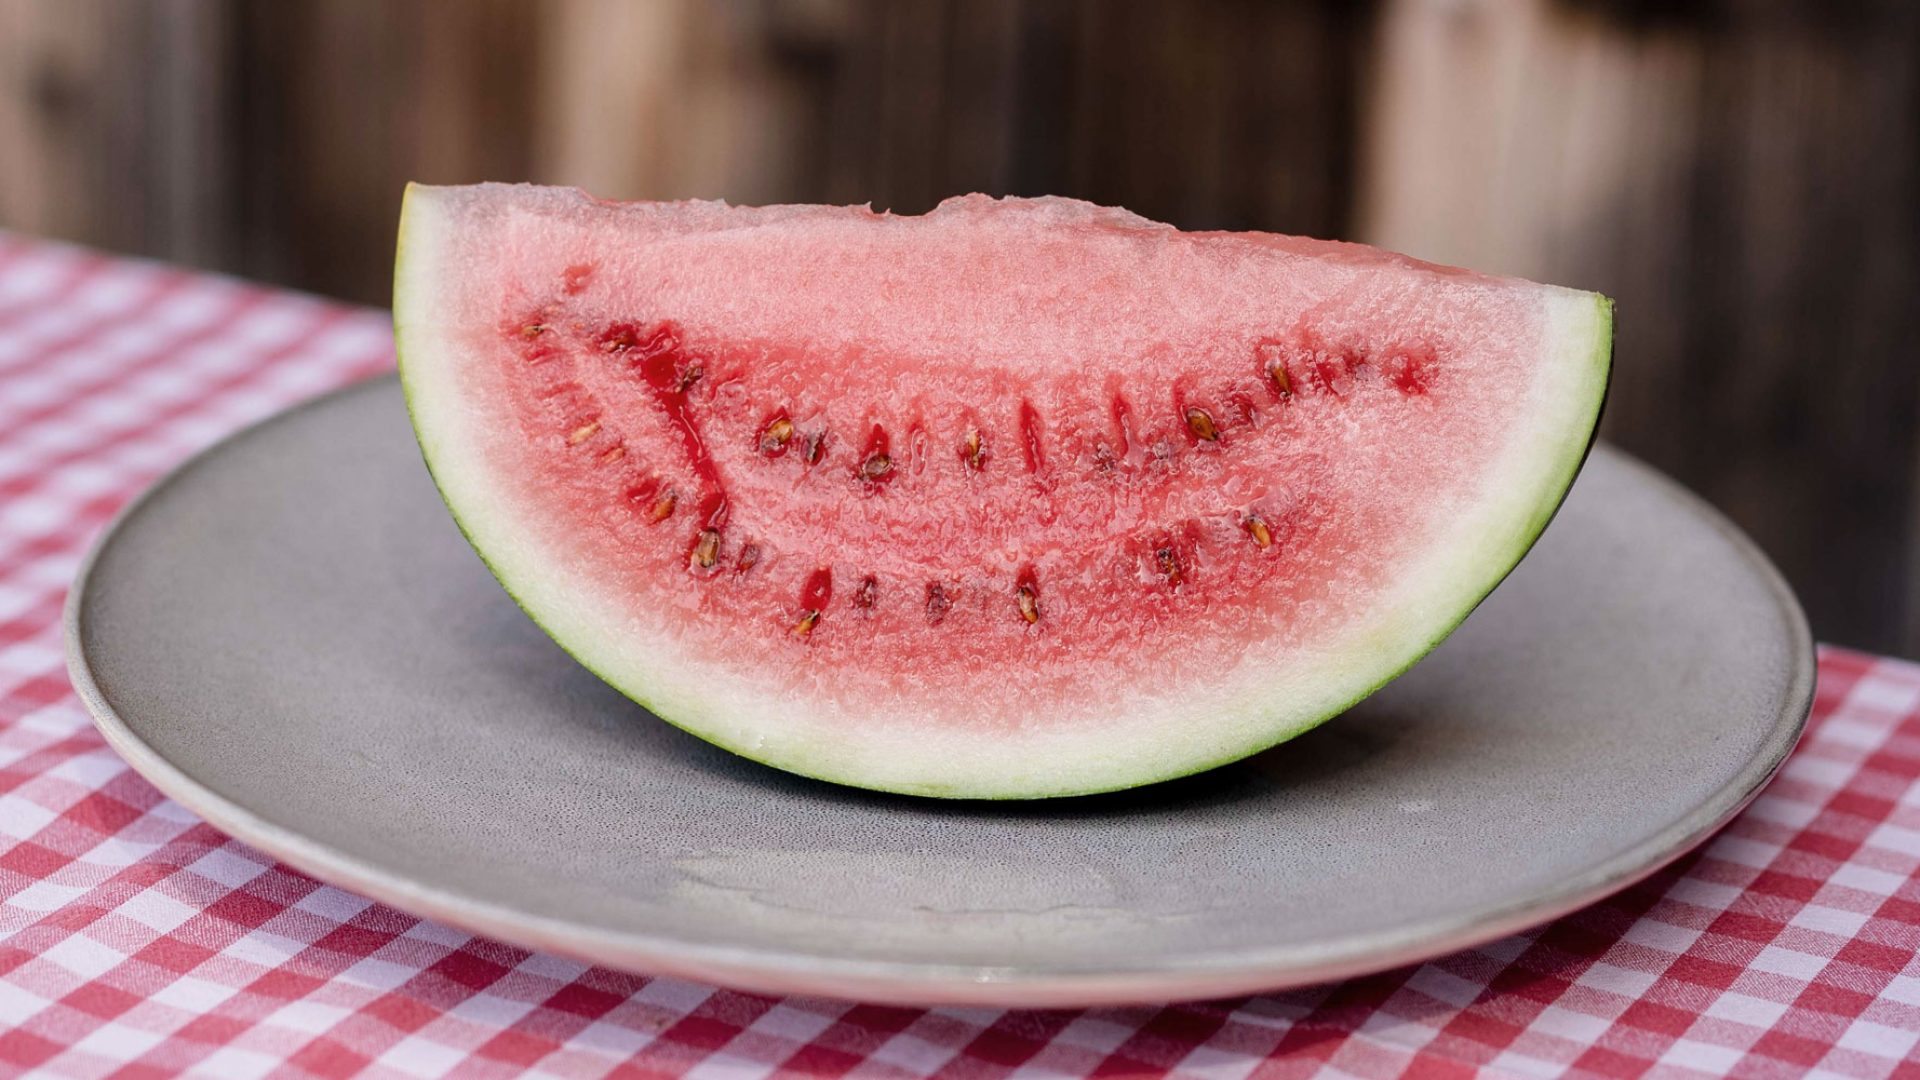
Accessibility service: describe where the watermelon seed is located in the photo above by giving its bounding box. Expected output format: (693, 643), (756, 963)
(1245, 514), (1273, 549)
(925, 583), (951, 625)
(1155, 544), (1185, 587)
(677, 363), (704, 392)
(689, 529), (721, 571)
(801, 430), (827, 465)
(599, 325), (639, 352)
(1184, 408), (1219, 442)
(1016, 588), (1039, 623)
(961, 428), (986, 471)
(597, 444), (626, 464)
(854, 575), (878, 609)
(1260, 343), (1293, 399)
(736, 543), (761, 571)
(1015, 569), (1041, 624)
(520, 323), (547, 339)
(760, 416), (794, 454)
(858, 424), (894, 484)
(793, 568), (832, 637)
(647, 488), (677, 523)
(568, 420), (601, 445)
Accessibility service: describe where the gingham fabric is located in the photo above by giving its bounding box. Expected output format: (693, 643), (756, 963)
(0, 233), (1916, 1080)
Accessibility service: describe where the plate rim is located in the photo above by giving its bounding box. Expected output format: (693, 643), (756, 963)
(64, 375), (1817, 1008)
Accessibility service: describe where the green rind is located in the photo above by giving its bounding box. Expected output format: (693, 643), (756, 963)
(394, 184), (1615, 800)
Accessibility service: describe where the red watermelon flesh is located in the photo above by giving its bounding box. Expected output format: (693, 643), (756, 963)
(394, 184), (1611, 798)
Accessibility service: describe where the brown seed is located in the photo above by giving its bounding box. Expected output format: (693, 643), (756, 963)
(597, 444), (626, 464)
(790, 610), (820, 639)
(925, 582), (951, 625)
(1245, 514), (1273, 549)
(856, 425), (894, 484)
(689, 529), (720, 571)
(1269, 361), (1293, 399)
(736, 543), (761, 571)
(1185, 407), (1219, 442)
(760, 417), (794, 454)
(853, 575), (877, 609)
(520, 323), (547, 339)
(568, 420), (601, 445)
(961, 428), (985, 471)
(677, 363), (704, 392)
(648, 488), (677, 523)
(1016, 583), (1040, 624)
(1155, 545), (1184, 587)
(801, 431), (826, 465)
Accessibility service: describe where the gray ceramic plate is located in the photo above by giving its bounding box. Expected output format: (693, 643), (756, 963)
(67, 376), (1813, 1008)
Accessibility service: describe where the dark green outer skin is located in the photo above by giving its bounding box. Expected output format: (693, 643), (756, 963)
(395, 197), (1614, 800)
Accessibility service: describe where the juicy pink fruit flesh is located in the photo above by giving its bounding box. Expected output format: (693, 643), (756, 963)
(395, 184), (1611, 798)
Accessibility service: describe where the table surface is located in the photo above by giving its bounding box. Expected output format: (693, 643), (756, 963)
(0, 232), (1915, 1079)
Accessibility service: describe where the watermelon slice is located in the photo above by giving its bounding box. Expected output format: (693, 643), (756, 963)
(394, 184), (1610, 799)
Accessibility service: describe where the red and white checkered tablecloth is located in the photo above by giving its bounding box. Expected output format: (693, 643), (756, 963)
(0, 231), (1916, 1079)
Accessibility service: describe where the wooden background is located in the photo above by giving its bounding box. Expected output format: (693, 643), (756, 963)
(3, 0), (1916, 655)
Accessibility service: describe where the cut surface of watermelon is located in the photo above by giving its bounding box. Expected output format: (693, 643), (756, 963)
(394, 184), (1611, 798)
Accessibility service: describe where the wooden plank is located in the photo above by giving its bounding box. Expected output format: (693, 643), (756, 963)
(808, 0), (1360, 233)
(0, 0), (231, 263)
(0, 1), (121, 244)
(1362, 0), (1920, 653)
(532, 0), (822, 206)
(227, 0), (543, 302)
(146, 0), (236, 269)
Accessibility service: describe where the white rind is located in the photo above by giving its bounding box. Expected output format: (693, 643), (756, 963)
(395, 185), (1611, 798)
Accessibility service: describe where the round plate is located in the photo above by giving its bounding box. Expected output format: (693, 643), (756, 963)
(67, 377), (1813, 1008)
